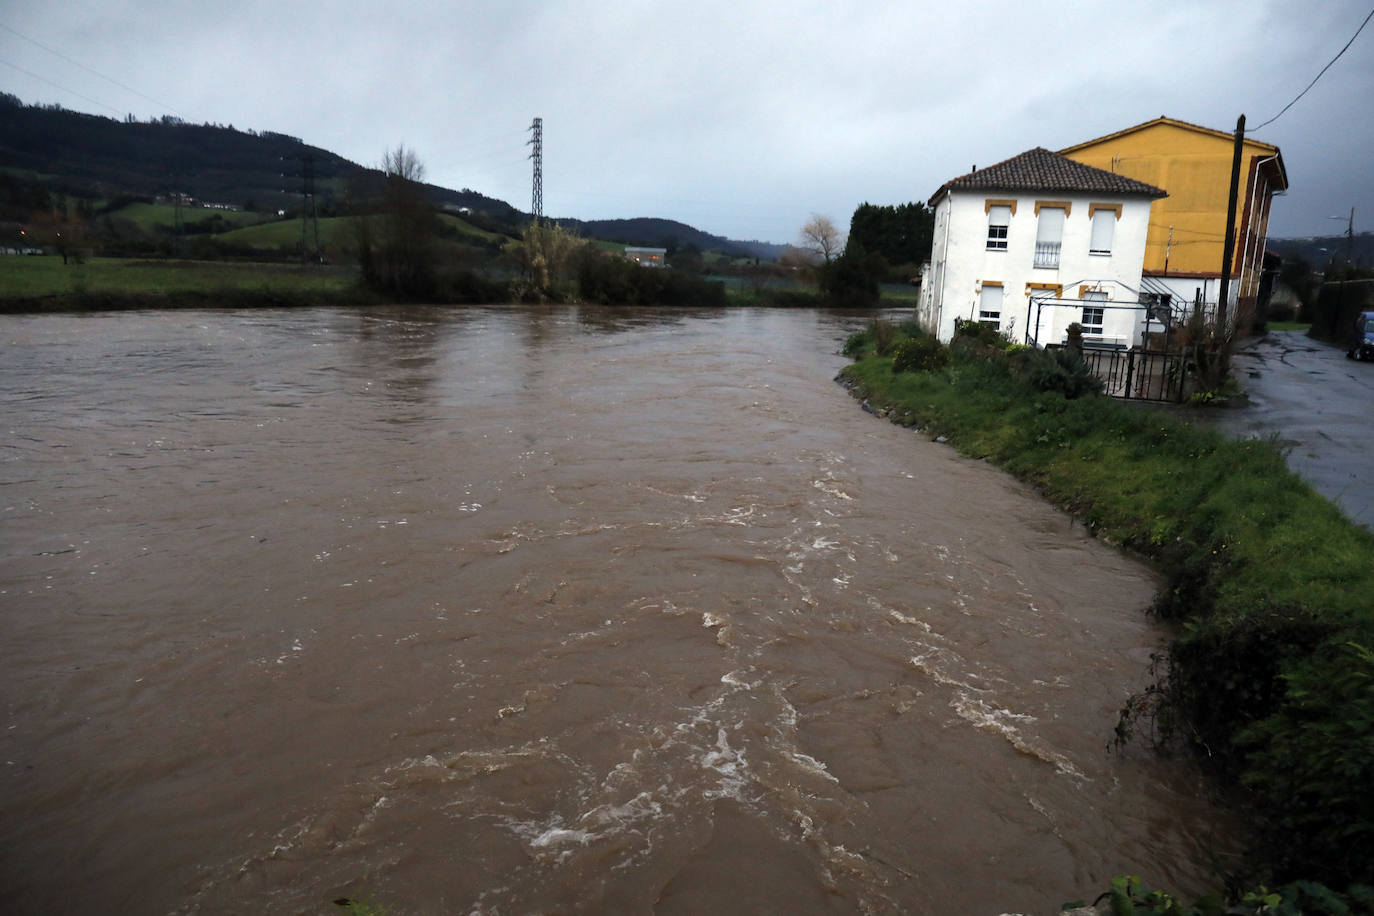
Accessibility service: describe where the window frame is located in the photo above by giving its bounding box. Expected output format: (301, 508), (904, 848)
(985, 202), (1013, 252)
(978, 281), (1004, 329)
(1088, 205), (1117, 256)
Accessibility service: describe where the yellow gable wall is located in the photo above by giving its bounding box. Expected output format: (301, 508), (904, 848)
(1062, 122), (1277, 277)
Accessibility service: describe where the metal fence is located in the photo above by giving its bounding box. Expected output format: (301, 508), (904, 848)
(1047, 344), (1185, 402)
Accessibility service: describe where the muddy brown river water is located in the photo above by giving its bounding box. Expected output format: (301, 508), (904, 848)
(0, 306), (1234, 914)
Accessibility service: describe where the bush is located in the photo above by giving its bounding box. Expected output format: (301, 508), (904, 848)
(815, 242), (884, 308)
(575, 252), (726, 306)
(871, 319), (900, 356)
(952, 319), (1008, 347)
(1014, 346), (1104, 399)
(891, 335), (950, 373)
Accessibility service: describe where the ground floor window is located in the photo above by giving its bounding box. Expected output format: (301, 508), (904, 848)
(979, 283), (1003, 330)
(1081, 305), (1105, 336)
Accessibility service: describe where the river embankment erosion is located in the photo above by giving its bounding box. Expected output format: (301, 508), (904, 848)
(838, 320), (1374, 904)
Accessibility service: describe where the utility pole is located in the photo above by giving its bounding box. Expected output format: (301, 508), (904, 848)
(527, 117), (543, 223)
(1343, 207), (1354, 264)
(1218, 114), (1245, 326)
(298, 153), (319, 263)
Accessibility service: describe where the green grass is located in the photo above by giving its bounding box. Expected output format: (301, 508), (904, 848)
(1265, 321), (1311, 332)
(0, 255), (359, 298)
(109, 202), (265, 232)
(437, 213), (509, 243)
(841, 325), (1374, 889)
(215, 216), (350, 249)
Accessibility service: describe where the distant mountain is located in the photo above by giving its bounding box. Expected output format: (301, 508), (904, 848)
(0, 92), (519, 224)
(556, 216), (786, 261)
(0, 93), (781, 258)
(1268, 233), (1374, 270)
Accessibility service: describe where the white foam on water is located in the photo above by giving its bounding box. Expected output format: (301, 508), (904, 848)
(784, 750), (839, 783)
(700, 726), (749, 800)
(530, 827), (595, 848)
(887, 609), (933, 633)
(951, 694), (1086, 779)
(719, 669), (760, 690)
(812, 479), (853, 500)
(907, 651), (982, 692)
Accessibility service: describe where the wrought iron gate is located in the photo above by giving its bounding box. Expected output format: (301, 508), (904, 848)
(1046, 344), (1185, 402)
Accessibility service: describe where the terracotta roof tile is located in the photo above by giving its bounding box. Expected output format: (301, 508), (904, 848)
(930, 147), (1167, 205)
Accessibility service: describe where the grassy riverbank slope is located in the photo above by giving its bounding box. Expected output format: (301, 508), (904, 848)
(0, 255), (369, 311)
(839, 323), (1374, 896)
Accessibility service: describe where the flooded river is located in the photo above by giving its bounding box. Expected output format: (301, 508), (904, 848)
(1, 306), (1232, 914)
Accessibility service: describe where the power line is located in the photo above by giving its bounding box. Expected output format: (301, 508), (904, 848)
(1249, 5), (1374, 132)
(1, 22), (183, 117)
(0, 58), (122, 115)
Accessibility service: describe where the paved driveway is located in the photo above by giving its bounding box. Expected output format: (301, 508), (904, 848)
(1192, 330), (1373, 529)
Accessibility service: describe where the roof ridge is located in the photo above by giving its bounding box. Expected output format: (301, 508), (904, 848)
(1059, 116), (1281, 155)
(929, 147), (1167, 206)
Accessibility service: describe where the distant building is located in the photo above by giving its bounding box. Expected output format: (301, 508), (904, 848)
(917, 147), (1166, 347)
(624, 246), (667, 268)
(1060, 117), (1288, 327)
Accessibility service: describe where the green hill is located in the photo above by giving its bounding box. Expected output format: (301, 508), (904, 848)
(0, 92), (786, 261)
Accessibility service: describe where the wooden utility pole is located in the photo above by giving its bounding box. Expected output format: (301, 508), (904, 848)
(1217, 114), (1245, 325)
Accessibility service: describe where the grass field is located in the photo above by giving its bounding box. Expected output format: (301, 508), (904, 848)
(437, 213), (509, 243)
(0, 255), (358, 298)
(215, 216), (349, 249)
(111, 202), (267, 232)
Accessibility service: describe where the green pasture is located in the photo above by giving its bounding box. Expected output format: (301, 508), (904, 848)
(110, 202), (265, 232)
(0, 255), (357, 298)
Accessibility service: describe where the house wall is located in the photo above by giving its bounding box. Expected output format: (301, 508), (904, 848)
(922, 189), (1153, 346)
(1061, 121), (1282, 313)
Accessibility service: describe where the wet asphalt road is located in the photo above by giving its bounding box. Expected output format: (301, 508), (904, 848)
(1191, 330), (1373, 530)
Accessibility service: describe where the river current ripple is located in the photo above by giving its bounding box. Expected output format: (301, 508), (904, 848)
(0, 306), (1233, 914)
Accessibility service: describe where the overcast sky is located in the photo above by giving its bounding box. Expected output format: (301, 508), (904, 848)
(4, 1), (1371, 245)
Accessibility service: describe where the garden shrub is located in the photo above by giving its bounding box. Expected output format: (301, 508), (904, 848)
(891, 335), (950, 373)
(871, 319), (899, 356)
(1011, 346), (1103, 399)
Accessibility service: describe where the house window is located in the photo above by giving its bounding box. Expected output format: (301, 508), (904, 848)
(1034, 206), (1064, 268)
(1081, 291), (1107, 337)
(1089, 207), (1115, 255)
(978, 283), (1003, 329)
(986, 205), (1011, 251)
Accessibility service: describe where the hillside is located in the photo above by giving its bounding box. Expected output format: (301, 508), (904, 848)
(557, 216), (786, 261)
(1267, 233), (1374, 270)
(1, 94), (782, 259)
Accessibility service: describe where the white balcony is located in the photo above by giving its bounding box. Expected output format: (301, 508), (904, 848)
(1034, 241), (1060, 269)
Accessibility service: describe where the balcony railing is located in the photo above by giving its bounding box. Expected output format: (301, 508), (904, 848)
(1034, 241), (1060, 269)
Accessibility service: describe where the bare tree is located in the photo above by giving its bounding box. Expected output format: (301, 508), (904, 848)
(800, 213), (844, 263)
(382, 144), (425, 183)
(354, 143), (438, 297)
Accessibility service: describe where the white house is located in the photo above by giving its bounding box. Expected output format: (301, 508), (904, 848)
(624, 246), (667, 268)
(916, 147), (1167, 348)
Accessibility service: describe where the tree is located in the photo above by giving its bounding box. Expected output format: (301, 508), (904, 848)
(817, 240), (884, 308)
(511, 221), (587, 296)
(352, 144), (439, 298)
(800, 213), (844, 263)
(847, 201), (934, 277)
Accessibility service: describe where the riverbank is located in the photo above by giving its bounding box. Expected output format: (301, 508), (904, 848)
(0, 256), (373, 312)
(1, 255), (914, 312)
(838, 322), (1374, 899)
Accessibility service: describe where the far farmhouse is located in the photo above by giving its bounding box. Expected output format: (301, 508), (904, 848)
(917, 147), (1167, 347)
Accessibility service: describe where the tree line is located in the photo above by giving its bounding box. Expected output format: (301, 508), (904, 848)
(799, 201), (935, 307)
